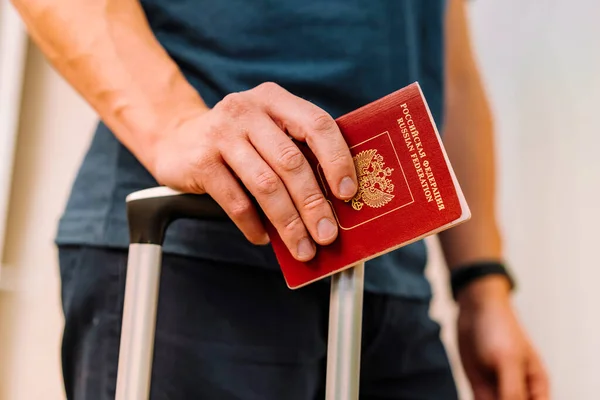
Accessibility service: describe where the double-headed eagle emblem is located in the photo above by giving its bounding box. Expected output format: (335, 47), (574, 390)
(345, 149), (395, 211)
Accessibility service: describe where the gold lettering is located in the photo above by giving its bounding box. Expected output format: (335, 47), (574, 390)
(401, 103), (445, 211)
(414, 136), (426, 159)
(398, 118), (414, 152)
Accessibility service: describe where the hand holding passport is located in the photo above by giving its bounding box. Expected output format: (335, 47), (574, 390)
(266, 82), (471, 289)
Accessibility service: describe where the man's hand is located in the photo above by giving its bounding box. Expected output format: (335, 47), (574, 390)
(11, 0), (358, 262)
(151, 82), (357, 261)
(439, 2), (551, 396)
(456, 277), (550, 400)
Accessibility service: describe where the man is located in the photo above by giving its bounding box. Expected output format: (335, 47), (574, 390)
(12, 0), (549, 398)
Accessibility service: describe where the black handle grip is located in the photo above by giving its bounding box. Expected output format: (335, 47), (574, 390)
(126, 187), (229, 245)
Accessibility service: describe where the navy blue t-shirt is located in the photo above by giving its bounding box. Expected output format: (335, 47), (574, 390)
(56, 0), (447, 299)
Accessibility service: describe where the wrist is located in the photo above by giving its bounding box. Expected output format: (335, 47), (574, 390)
(450, 260), (516, 309)
(456, 274), (513, 311)
(128, 83), (210, 175)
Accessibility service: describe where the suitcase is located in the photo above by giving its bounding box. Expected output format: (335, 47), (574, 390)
(115, 187), (365, 400)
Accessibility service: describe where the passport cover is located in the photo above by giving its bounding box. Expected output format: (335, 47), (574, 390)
(266, 82), (471, 289)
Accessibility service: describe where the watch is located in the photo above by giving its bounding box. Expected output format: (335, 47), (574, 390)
(450, 261), (516, 300)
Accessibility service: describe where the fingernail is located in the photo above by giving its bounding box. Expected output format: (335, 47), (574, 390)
(297, 238), (315, 260)
(339, 176), (357, 198)
(317, 218), (337, 241)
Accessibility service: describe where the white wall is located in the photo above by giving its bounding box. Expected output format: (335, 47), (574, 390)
(0, 0), (28, 273)
(0, 42), (97, 399)
(466, 1), (600, 399)
(0, 1), (598, 399)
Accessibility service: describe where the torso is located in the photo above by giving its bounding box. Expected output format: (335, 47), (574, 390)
(56, 0), (447, 299)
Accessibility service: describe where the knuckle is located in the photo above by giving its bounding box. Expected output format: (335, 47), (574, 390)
(256, 81), (281, 95)
(281, 212), (303, 234)
(276, 145), (306, 173)
(254, 170), (281, 196)
(218, 92), (251, 118)
(309, 111), (337, 135)
(329, 149), (353, 166)
(228, 198), (253, 220)
(254, 82), (286, 108)
(302, 191), (327, 211)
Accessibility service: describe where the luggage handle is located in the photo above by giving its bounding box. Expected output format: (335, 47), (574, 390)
(116, 187), (364, 400)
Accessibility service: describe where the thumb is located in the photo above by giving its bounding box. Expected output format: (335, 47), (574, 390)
(498, 358), (527, 400)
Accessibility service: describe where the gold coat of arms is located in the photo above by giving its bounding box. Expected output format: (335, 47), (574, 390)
(346, 149), (395, 211)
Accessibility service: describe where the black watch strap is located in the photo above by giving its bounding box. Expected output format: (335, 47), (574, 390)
(450, 261), (516, 300)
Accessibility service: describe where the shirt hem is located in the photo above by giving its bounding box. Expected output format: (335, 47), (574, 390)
(55, 213), (432, 300)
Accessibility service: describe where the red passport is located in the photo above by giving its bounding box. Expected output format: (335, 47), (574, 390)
(266, 82), (471, 289)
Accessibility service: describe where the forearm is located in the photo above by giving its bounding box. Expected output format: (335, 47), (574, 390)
(438, 0), (503, 270)
(11, 0), (207, 171)
(438, 80), (503, 268)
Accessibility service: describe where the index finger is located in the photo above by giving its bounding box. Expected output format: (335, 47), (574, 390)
(252, 82), (358, 200)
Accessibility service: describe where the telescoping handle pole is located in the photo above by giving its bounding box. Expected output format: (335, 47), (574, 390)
(325, 263), (365, 400)
(116, 187), (365, 400)
(116, 187), (227, 400)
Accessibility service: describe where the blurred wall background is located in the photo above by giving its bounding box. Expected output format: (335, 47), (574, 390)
(469, 2), (600, 399)
(0, 0), (598, 399)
